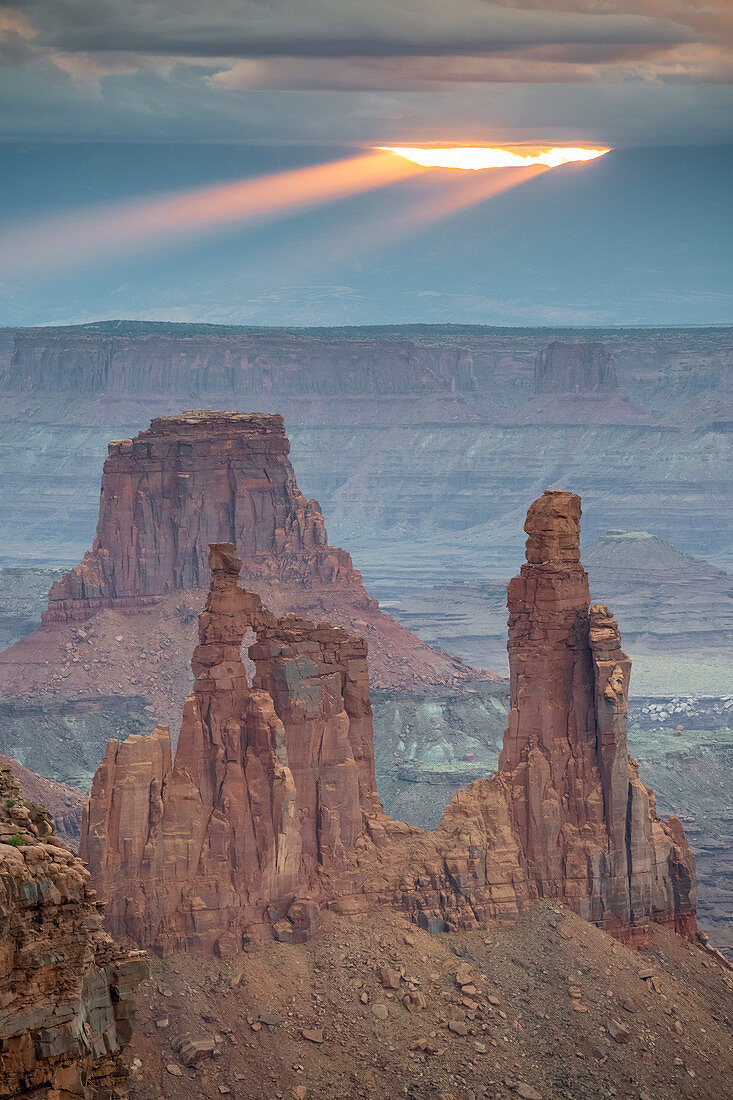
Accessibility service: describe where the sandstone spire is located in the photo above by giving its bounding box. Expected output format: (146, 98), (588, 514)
(0, 412), (475, 779)
(495, 489), (696, 935)
(82, 494), (697, 953)
(80, 543), (383, 953)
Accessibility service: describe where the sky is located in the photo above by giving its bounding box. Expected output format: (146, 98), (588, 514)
(1, 0), (732, 326)
(2, 0), (733, 147)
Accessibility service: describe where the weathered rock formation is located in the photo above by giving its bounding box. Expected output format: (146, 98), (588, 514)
(2, 324), (730, 618)
(495, 491), (696, 936)
(0, 753), (85, 848)
(534, 342), (618, 393)
(82, 492), (696, 954)
(43, 411), (367, 625)
(0, 761), (147, 1097)
(80, 543), (384, 953)
(0, 327), (478, 397)
(0, 413), (475, 740)
(0, 412), (480, 788)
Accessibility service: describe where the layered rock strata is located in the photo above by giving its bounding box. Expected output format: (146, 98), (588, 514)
(0, 328), (478, 396)
(82, 494), (696, 954)
(80, 543), (383, 953)
(0, 762), (147, 1097)
(534, 341), (618, 393)
(43, 411), (368, 624)
(496, 491), (696, 936)
(0, 753), (85, 848)
(0, 412), (475, 759)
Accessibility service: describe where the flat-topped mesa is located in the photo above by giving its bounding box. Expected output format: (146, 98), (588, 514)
(0, 412), (480, 775)
(534, 342), (618, 394)
(43, 411), (370, 624)
(497, 489), (696, 937)
(80, 543), (384, 953)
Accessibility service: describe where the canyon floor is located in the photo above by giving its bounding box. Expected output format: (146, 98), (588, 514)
(125, 906), (733, 1100)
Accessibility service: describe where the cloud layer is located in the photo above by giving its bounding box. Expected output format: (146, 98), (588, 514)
(1, 0), (732, 144)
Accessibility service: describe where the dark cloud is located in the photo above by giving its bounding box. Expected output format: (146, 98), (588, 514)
(208, 42), (721, 92)
(0, 0), (731, 145)
(0, 29), (37, 63)
(9, 0), (692, 57)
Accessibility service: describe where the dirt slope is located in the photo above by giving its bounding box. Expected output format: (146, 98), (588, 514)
(125, 905), (733, 1100)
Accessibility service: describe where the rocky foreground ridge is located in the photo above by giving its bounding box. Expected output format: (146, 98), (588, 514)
(0, 761), (147, 1097)
(0, 753), (84, 848)
(81, 491), (696, 955)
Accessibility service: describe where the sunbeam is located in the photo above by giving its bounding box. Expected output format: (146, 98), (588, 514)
(0, 152), (426, 273)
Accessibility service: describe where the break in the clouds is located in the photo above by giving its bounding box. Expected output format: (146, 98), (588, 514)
(0, 0), (732, 144)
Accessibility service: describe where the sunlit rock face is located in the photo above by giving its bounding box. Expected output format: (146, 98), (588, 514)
(534, 341), (618, 393)
(0, 761), (147, 1097)
(81, 494), (697, 955)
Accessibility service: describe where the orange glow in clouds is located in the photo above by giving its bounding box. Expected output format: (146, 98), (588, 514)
(379, 146), (610, 170)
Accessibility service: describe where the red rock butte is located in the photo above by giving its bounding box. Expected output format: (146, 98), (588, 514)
(534, 341), (618, 394)
(81, 491), (697, 956)
(18, 409), (474, 698)
(43, 410), (366, 622)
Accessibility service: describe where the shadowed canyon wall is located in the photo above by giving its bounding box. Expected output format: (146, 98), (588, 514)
(534, 341), (618, 393)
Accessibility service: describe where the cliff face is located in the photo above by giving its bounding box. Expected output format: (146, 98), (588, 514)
(0, 329), (478, 397)
(79, 543), (384, 954)
(44, 410), (368, 624)
(495, 491), (696, 936)
(0, 754), (85, 848)
(81, 494), (696, 954)
(0, 412), (478, 788)
(34, 411), (477, 700)
(534, 341), (619, 393)
(0, 762), (147, 1097)
(1, 326), (731, 607)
